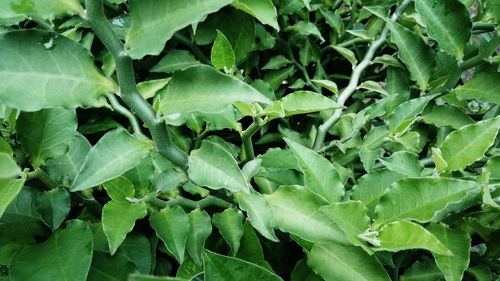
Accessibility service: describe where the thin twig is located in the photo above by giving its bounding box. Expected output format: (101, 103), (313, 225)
(145, 195), (234, 210)
(241, 119), (262, 161)
(106, 94), (146, 139)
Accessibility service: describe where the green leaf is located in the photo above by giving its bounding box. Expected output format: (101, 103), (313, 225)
(311, 79), (339, 95)
(387, 21), (435, 90)
(0, 153), (20, 179)
(16, 108), (77, 168)
(427, 224), (470, 281)
(150, 207), (190, 263)
(422, 104), (474, 129)
(0, 176), (26, 218)
(120, 233), (153, 273)
(376, 220), (451, 255)
(10, 220), (93, 281)
(138, 78), (170, 99)
(103, 176), (135, 203)
(291, 259), (323, 281)
(158, 65), (272, 125)
(235, 190), (279, 242)
(232, 0), (279, 30)
(374, 177), (477, 227)
(0, 30), (116, 111)
(485, 156), (500, 179)
(307, 243), (391, 281)
(262, 55), (290, 70)
(186, 209), (212, 266)
(387, 96), (431, 131)
(151, 50), (200, 74)
(439, 116), (500, 171)
(1, 0), (83, 20)
(203, 250), (284, 281)
(212, 208), (244, 256)
(284, 138), (344, 202)
(320, 201), (373, 253)
(87, 251), (137, 281)
(126, 0), (232, 59)
(454, 72), (500, 105)
(235, 222), (270, 269)
(264, 186), (349, 244)
(102, 200), (147, 255)
(414, 0), (471, 59)
(330, 45), (358, 66)
(211, 30), (236, 70)
(188, 140), (250, 193)
(379, 151), (423, 177)
(281, 91), (342, 116)
(71, 128), (152, 191)
(35, 188), (71, 230)
(129, 275), (187, 281)
(288, 21), (325, 42)
(400, 261), (443, 281)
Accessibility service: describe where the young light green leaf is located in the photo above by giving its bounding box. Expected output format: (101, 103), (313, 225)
(203, 250), (284, 281)
(311, 79), (339, 95)
(10, 220), (93, 281)
(0, 30), (115, 111)
(454, 72), (500, 105)
(307, 243), (391, 281)
(287, 21), (325, 42)
(71, 128), (152, 191)
(427, 224), (470, 281)
(186, 209), (212, 267)
(264, 186), (349, 244)
(1, 0), (83, 20)
(138, 78), (170, 99)
(103, 176), (135, 203)
(262, 55), (290, 70)
(211, 31), (236, 70)
(150, 207), (190, 263)
(232, 0), (279, 30)
(102, 201), (147, 255)
(35, 188), (71, 230)
(387, 96), (431, 130)
(16, 108), (77, 168)
(439, 116), (500, 171)
(374, 178), (477, 227)
(377, 220), (451, 256)
(358, 81), (388, 95)
(151, 50), (200, 74)
(126, 0), (233, 59)
(485, 156), (500, 179)
(158, 65), (272, 125)
(281, 91), (342, 116)
(188, 140), (250, 193)
(212, 208), (244, 256)
(320, 201), (373, 253)
(284, 138), (344, 202)
(331, 45), (358, 66)
(0, 176), (26, 218)
(379, 151), (423, 177)
(0, 153), (20, 179)
(235, 190), (279, 242)
(415, 0), (471, 59)
(387, 21), (435, 90)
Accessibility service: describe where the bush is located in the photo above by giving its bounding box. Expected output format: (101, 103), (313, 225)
(0, 0), (499, 280)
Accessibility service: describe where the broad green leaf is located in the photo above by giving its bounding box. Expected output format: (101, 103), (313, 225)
(291, 259), (323, 281)
(102, 201), (147, 255)
(71, 129), (152, 191)
(0, 153), (20, 179)
(241, 159), (262, 182)
(138, 78), (170, 99)
(439, 117), (500, 171)
(311, 79), (339, 95)
(203, 250), (283, 281)
(387, 96), (431, 130)
(87, 251), (137, 281)
(158, 65), (272, 125)
(427, 224), (470, 281)
(415, 0), (471, 59)
(35, 188), (70, 230)
(126, 0), (232, 59)
(387, 22), (435, 90)
(264, 186), (349, 244)
(454, 72), (500, 105)
(358, 81), (388, 95)
(129, 275), (187, 281)
(260, 148), (300, 170)
(422, 104), (474, 129)
(401, 261), (443, 281)
(235, 191), (279, 242)
(1, 187), (39, 223)
(212, 208), (244, 256)
(0, 0), (83, 21)
(287, 21), (325, 42)
(485, 156), (500, 179)
(236, 222), (271, 269)
(45, 133), (91, 186)
(188, 140), (249, 193)
(376, 220), (451, 255)
(103, 176), (135, 202)
(0, 30), (115, 111)
(307, 243), (391, 281)
(264, 66), (296, 90)
(233, 0), (279, 30)
(0, 176), (26, 218)
(120, 233), (153, 273)
(379, 151), (423, 177)
(320, 201), (373, 253)
(0, 137), (13, 155)
(262, 55), (290, 70)
(331, 45), (358, 66)
(374, 178), (477, 227)
(281, 91), (342, 116)
(151, 50), (200, 74)
(211, 31), (236, 70)
(16, 108), (77, 168)
(150, 207), (190, 263)
(284, 138), (344, 202)
(10, 220), (93, 281)
(186, 209), (212, 266)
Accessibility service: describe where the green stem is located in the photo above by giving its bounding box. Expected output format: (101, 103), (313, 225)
(313, 0), (412, 151)
(173, 33), (210, 64)
(146, 195), (234, 210)
(241, 119), (261, 161)
(283, 41), (322, 93)
(85, 0), (188, 170)
(27, 169), (58, 188)
(472, 22), (497, 31)
(106, 94), (146, 139)
(337, 37), (369, 48)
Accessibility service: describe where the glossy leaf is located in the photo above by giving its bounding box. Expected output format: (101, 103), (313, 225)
(102, 176), (135, 203)
(454, 72), (500, 105)
(232, 0), (279, 30)
(281, 91), (342, 116)
(211, 31), (235, 70)
(35, 188), (71, 230)
(212, 208), (244, 256)
(0, 153), (20, 179)
(1, 0), (83, 20)
(235, 190), (279, 242)
(331, 45), (358, 66)
(151, 50), (200, 74)
(379, 151), (423, 177)
(0, 176), (26, 218)
(0, 30), (115, 111)
(422, 104), (474, 129)
(186, 209), (212, 266)
(71, 129), (152, 191)
(150, 207), (190, 263)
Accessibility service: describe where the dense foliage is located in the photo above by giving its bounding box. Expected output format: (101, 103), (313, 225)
(0, 0), (499, 280)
